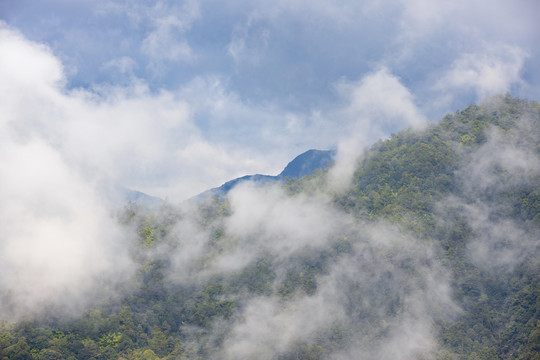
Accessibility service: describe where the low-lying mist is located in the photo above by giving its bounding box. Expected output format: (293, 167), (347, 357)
(0, 70), (538, 360)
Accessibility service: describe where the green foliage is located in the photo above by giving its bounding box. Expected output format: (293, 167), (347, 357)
(187, 280), (236, 328)
(331, 127), (458, 238)
(1, 95), (539, 359)
(231, 257), (276, 295)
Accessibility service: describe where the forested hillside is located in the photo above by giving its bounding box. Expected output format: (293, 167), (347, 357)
(1, 94), (538, 360)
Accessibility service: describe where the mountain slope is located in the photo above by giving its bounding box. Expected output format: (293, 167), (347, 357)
(193, 149), (335, 200)
(99, 181), (165, 208)
(279, 149), (336, 178)
(1, 95), (538, 360)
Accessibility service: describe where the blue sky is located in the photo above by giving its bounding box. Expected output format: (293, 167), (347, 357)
(1, 0), (539, 200)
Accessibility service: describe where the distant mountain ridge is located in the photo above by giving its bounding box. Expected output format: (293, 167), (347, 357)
(98, 181), (165, 209)
(193, 149), (335, 200)
(123, 188), (165, 208)
(278, 149), (336, 178)
(116, 149), (335, 206)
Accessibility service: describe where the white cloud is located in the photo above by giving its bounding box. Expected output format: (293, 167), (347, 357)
(138, 0), (200, 68)
(329, 68), (426, 190)
(0, 24), (137, 319)
(436, 43), (528, 100)
(227, 14), (271, 66)
(214, 214), (457, 359)
(0, 121), (134, 320)
(459, 124), (540, 194)
(174, 75), (323, 175)
(226, 183), (340, 256)
(222, 288), (345, 359)
(393, 0), (475, 43)
(0, 21), (338, 204)
(449, 117), (540, 271)
(101, 56), (138, 75)
(337, 68), (426, 131)
(0, 25), (64, 91)
(141, 23), (195, 64)
(0, 24), (283, 202)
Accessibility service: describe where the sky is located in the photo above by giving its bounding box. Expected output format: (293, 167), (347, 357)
(0, 2), (539, 355)
(0, 0), (539, 201)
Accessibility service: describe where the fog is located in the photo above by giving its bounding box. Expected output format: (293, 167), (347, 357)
(439, 109), (540, 272)
(214, 219), (457, 359)
(329, 68), (427, 191)
(0, 8), (538, 359)
(0, 137), (135, 320)
(130, 180), (460, 359)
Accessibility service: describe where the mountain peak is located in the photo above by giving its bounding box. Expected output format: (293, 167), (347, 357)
(279, 149), (336, 179)
(192, 149), (336, 201)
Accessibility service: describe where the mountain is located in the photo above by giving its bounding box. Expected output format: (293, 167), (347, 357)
(98, 181), (165, 208)
(1, 95), (539, 360)
(278, 149), (336, 178)
(192, 149), (335, 200)
(123, 188), (165, 208)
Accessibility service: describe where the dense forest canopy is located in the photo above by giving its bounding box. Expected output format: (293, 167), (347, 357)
(1, 94), (539, 359)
